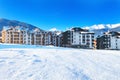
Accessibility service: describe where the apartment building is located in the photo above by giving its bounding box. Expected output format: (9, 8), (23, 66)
(32, 28), (44, 45)
(44, 32), (53, 45)
(97, 34), (111, 49)
(1, 26), (62, 47)
(2, 26), (28, 44)
(44, 31), (62, 46)
(62, 27), (95, 48)
(62, 30), (71, 47)
(56, 33), (63, 47)
(2, 26), (46, 45)
(97, 31), (120, 50)
(1, 26), (95, 48)
(111, 36), (120, 50)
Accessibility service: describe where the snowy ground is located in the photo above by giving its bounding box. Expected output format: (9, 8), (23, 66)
(0, 44), (120, 80)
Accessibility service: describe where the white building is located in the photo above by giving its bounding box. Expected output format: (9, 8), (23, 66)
(62, 27), (94, 48)
(71, 32), (94, 48)
(110, 35), (120, 50)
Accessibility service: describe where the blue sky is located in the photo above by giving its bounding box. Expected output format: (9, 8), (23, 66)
(0, 0), (120, 30)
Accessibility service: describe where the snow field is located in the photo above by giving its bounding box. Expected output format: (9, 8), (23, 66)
(0, 44), (120, 80)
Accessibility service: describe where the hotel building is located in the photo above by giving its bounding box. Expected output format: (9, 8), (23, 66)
(62, 27), (95, 48)
(97, 31), (120, 50)
(1, 26), (62, 47)
(2, 26), (28, 44)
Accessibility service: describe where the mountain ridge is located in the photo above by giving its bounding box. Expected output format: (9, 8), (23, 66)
(0, 18), (43, 31)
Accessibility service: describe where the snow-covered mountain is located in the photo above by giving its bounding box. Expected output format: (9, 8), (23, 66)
(110, 26), (120, 32)
(0, 44), (120, 80)
(84, 24), (120, 37)
(92, 28), (109, 37)
(0, 18), (43, 31)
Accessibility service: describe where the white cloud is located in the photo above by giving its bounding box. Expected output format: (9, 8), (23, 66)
(49, 28), (58, 31)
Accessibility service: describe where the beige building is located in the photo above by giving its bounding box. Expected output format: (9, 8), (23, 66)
(1, 26), (62, 46)
(1, 30), (6, 43)
(1, 26), (45, 45)
(2, 26), (28, 44)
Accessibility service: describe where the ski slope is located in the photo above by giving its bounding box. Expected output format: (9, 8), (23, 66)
(0, 44), (120, 80)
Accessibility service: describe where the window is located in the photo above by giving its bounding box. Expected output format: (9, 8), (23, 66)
(82, 39), (85, 43)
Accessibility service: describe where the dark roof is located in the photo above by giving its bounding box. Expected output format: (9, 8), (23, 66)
(71, 27), (89, 32)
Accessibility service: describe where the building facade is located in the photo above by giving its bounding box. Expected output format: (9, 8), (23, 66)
(62, 30), (71, 47)
(44, 31), (62, 46)
(62, 27), (95, 48)
(97, 31), (120, 50)
(2, 26), (28, 44)
(2, 26), (95, 49)
(97, 34), (111, 49)
(1, 26), (62, 47)
(32, 28), (44, 45)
